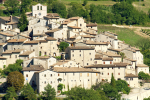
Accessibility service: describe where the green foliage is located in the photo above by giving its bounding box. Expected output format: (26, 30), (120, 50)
(21, 0), (32, 12)
(138, 71), (150, 80)
(119, 52), (126, 62)
(83, 0), (88, 6)
(144, 96), (150, 100)
(7, 71), (24, 91)
(3, 59), (23, 75)
(55, 56), (61, 60)
(42, 84), (56, 100)
(51, 1), (67, 18)
(64, 86), (107, 100)
(58, 83), (64, 91)
(18, 10), (28, 32)
(102, 83), (121, 99)
(116, 80), (130, 94)
(20, 83), (37, 100)
(59, 42), (69, 52)
(3, 87), (17, 100)
(110, 73), (116, 88)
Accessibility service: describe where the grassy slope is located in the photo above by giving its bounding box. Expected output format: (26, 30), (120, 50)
(133, 0), (150, 14)
(98, 25), (145, 46)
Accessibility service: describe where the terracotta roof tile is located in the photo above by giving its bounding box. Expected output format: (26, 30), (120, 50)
(68, 26), (81, 29)
(0, 32), (14, 37)
(34, 56), (50, 59)
(102, 57), (113, 61)
(45, 37), (57, 41)
(136, 64), (149, 67)
(46, 28), (61, 33)
(86, 23), (97, 27)
(8, 39), (27, 43)
(125, 73), (138, 78)
(24, 41), (38, 44)
(19, 51), (34, 56)
(5, 22), (18, 25)
(0, 43), (7, 46)
(81, 35), (95, 38)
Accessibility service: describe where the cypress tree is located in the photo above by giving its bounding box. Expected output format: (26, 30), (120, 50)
(110, 73), (116, 88)
(18, 10), (28, 32)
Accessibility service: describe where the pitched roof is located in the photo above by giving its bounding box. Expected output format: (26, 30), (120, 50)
(69, 17), (81, 20)
(85, 63), (127, 68)
(22, 65), (44, 71)
(34, 56), (50, 59)
(46, 28), (61, 33)
(81, 35), (95, 38)
(0, 43), (7, 46)
(0, 56), (7, 59)
(0, 32), (14, 37)
(68, 26), (81, 29)
(130, 47), (140, 51)
(136, 64), (149, 67)
(67, 46), (95, 50)
(19, 51), (34, 56)
(0, 17), (10, 21)
(52, 67), (99, 73)
(8, 39), (27, 43)
(123, 58), (136, 62)
(45, 37), (57, 41)
(19, 34), (31, 38)
(102, 57), (113, 61)
(5, 22), (18, 25)
(86, 23), (97, 27)
(85, 40), (108, 45)
(62, 19), (74, 25)
(108, 48), (121, 52)
(125, 73), (138, 78)
(98, 51), (121, 57)
(51, 60), (70, 66)
(2, 49), (23, 54)
(83, 31), (97, 35)
(95, 54), (103, 60)
(24, 41), (38, 44)
(47, 13), (60, 17)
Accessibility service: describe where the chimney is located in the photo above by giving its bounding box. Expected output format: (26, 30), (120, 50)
(10, 15), (12, 22)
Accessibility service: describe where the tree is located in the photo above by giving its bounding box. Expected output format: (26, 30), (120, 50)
(58, 83), (64, 91)
(4, 0), (19, 15)
(138, 71), (150, 80)
(20, 83), (37, 100)
(110, 73), (116, 88)
(119, 52), (126, 62)
(3, 59), (23, 75)
(21, 0), (32, 12)
(59, 42), (69, 52)
(52, 1), (67, 18)
(18, 10), (28, 32)
(7, 71), (24, 91)
(116, 80), (130, 94)
(148, 9), (150, 18)
(103, 83), (121, 100)
(4, 87), (18, 100)
(42, 84), (56, 100)
(83, 0), (88, 6)
(65, 86), (107, 100)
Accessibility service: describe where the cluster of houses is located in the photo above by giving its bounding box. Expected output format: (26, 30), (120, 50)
(0, 4), (149, 94)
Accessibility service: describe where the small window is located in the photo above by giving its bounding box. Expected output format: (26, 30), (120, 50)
(108, 73), (109, 75)
(87, 63), (88, 65)
(102, 67), (103, 69)
(15, 55), (17, 58)
(87, 73), (89, 77)
(126, 78), (128, 80)
(118, 73), (120, 75)
(31, 45), (33, 47)
(118, 67), (120, 69)
(26, 74), (28, 77)
(65, 73), (66, 76)
(10, 55), (11, 58)
(51, 81), (52, 84)
(40, 6), (42, 10)
(44, 81), (46, 84)
(90, 58), (92, 61)
(102, 73), (103, 75)
(80, 73), (82, 77)
(50, 74), (52, 77)
(110, 61), (112, 64)
(70, 63), (72, 65)
(44, 74), (46, 77)
(80, 54), (81, 56)
(88, 79), (89, 81)
(89, 53), (91, 55)
(96, 73), (98, 76)
(58, 73), (59, 76)
(37, 6), (39, 10)
(103, 62), (105, 64)
(53, 47), (55, 49)
(108, 67), (109, 69)
(41, 47), (42, 49)
(73, 73), (75, 76)
(72, 54), (74, 57)
(112, 67), (113, 69)
(72, 50), (74, 52)
(80, 50), (81, 52)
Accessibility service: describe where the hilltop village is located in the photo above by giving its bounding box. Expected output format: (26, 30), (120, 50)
(0, 4), (149, 94)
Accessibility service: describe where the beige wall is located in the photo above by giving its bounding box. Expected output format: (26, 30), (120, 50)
(0, 59), (6, 70)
